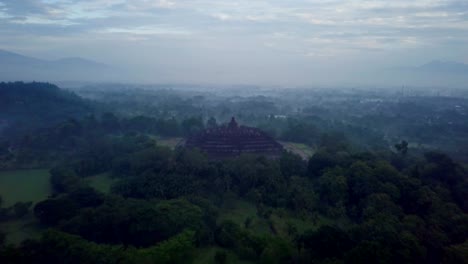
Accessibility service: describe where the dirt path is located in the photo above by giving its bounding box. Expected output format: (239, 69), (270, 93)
(279, 141), (314, 160)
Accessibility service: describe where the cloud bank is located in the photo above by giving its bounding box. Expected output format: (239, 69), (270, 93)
(0, 0), (467, 86)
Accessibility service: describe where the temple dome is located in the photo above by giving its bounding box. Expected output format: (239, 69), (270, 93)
(185, 117), (283, 159)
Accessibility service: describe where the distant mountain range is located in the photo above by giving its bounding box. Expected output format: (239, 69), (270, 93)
(1, 48), (467, 86)
(389, 60), (468, 75)
(416, 60), (468, 74)
(380, 60), (468, 88)
(0, 49), (121, 82)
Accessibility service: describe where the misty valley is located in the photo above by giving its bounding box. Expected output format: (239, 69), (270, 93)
(3, 0), (468, 262)
(0, 81), (467, 263)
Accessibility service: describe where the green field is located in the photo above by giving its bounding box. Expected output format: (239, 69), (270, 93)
(0, 169), (51, 245)
(86, 172), (116, 194)
(0, 169), (51, 207)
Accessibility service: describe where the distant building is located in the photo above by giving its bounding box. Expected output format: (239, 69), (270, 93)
(185, 117), (283, 159)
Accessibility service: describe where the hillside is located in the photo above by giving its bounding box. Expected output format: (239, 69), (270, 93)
(0, 50), (117, 82)
(0, 82), (93, 136)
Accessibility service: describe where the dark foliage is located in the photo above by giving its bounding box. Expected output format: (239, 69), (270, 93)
(1, 82), (468, 264)
(0, 82), (92, 137)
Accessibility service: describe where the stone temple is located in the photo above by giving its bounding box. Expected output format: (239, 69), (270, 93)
(185, 117), (283, 159)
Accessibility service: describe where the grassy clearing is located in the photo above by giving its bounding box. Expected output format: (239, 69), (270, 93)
(85, 172), (115, 194)
(269, 212), (332, 237)
(279, 141), (315, 160)
(147, 135), (183, 149)
(157, 137), (184, 149)
(0, 169), (51, 207)
(218, 198), (337, 240)
(218, 199), (270, 235)
(218, 199), (257, 225)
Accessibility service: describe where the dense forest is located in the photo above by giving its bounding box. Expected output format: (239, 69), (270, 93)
(0, 82), (92, 137)
(0, 82), (468, 263)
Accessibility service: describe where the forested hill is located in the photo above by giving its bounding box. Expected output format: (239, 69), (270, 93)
(0, 82), (93, 136)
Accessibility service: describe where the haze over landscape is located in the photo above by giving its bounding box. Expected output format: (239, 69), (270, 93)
(1, 1), (468, 264)
(1, 0), (468, 86)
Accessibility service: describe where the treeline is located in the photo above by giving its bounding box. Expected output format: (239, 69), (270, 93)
(0, 113), (207, 169)
(258, 116), (387, 151)
(1, 229), (196, 264)
(1, 129), (467, 263)
(2, 109), (379, 170)
(3, 110), (351, 170)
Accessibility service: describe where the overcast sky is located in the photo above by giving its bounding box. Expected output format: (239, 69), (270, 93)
(0, 0), (467, 86)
